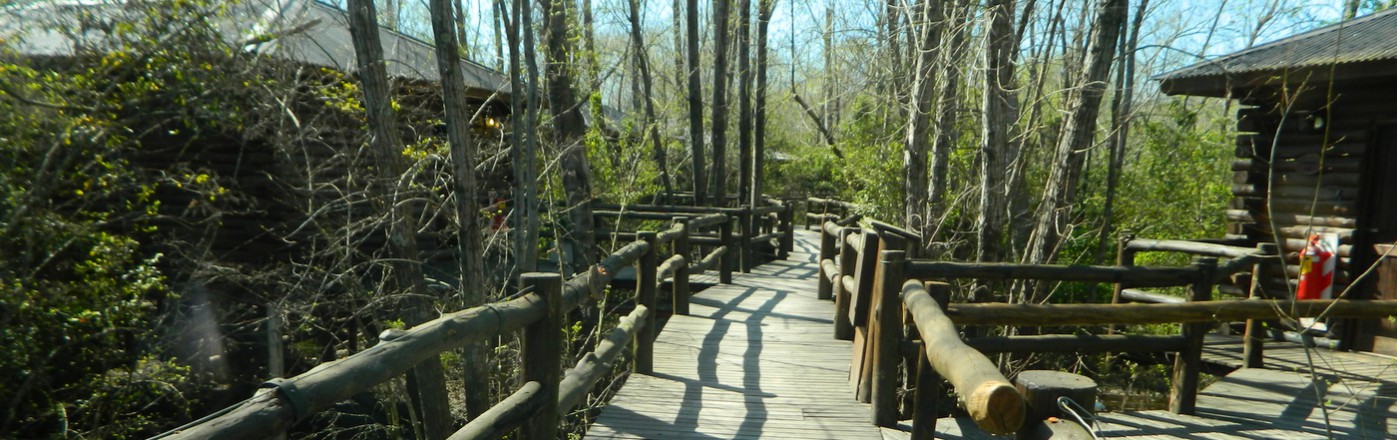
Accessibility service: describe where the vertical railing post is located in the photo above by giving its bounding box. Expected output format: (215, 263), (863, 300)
(1111, 231), (1136, 305)
(817, 222), (837, 301)
(779, 203), (794, 258)
(872, 249), (906, 427)
(738, 209), (754, 272)
(1243, 242), (1278, 368)
(833, 227), (857, 340)
(1170, 257), (1216, 415)
(719, 215), (735, 284)
(910, 281), (950, 440)
(635, 232), (658, 374)
(673, 218), (691, 316)
(520, 272), (562, 440)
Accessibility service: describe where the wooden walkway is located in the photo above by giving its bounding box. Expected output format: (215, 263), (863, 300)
(587, 231), (1397, 439)
(585, 231), (885, 439)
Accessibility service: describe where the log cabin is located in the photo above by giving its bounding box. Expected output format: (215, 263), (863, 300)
(1156, 8), (1397, 354)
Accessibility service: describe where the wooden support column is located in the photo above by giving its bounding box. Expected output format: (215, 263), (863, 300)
(520, 273), (562, 440)
(1111, 232), (1136, 305)
(833, 227), (856, 340)
(818, 223), (838, 301)
(1170, 257), (1215, 415)
(1243, 243), (1277, 368)
(719, 216), (735, 284)
(672, 218), (691, 316)
(739, 209), (754, 272)
(872, 250), (906, 427)
(635, 232), (658, 374)
(779, 204), (794, 258)
(910, 282), (950, 440)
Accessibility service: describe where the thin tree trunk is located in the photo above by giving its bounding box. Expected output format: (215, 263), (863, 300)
(343, 0), (451, 437)
(539, 0), (598, 274)
(627, 0), (674, 198)
(902, 0), (945, 237)
(1022, 0), (1127, 302)
(710, 0), (732, 205)
(492, 0), (505, 70)
(737, 0), (753, 206)
(427, 0), (490, 419)
(752, 0), (774, 206)
(976, 0), (1020, 268)
(926, 0), (970, 246)
(1097, 0), (1147, 263)
(686, 0), (707, 205)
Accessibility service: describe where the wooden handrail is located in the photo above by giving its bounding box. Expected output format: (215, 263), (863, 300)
(944, 299), (1397, 326)
(906, 260), (1209, 288)
(1124, 237), (1260, 259)
(557, 306), (651, 413)
(903, 280), (1024, 434)
(448, 381), (544, 440)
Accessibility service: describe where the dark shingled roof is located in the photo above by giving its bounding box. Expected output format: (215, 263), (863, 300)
(1157, 8), (1397, 96)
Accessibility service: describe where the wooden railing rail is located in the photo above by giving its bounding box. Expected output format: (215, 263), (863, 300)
(1113, 235), (1280, 368)
(160, 203), (769, 439)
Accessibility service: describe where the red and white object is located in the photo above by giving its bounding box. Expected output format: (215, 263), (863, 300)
(1296, 233), (1338, 301)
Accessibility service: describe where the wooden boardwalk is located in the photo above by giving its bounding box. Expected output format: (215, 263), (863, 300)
(585, 231), (886, 439)
(588, 230), (1397, 439)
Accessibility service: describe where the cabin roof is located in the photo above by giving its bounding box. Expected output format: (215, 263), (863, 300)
(1157, 8), (1397, 97)
(3, 0), (511, 98)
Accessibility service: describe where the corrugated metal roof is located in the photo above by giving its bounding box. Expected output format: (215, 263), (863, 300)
(1, 0), (510, 95)
(1157, 7), (1397, 81)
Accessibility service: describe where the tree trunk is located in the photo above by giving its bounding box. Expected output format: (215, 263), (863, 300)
(502, 0), (540, 274)
(539, 0), (598, 273)
(1022, 0), (1126, 302)
(686, 0), (707, 205)
(902, 0), (945, 238)
(752, 0), (774, 207)
(737, 0), (753, 206)
(627, 0), (673, 199)
(343, 0), (451, 437)
(427, 0), (490, 419)
(925, 0), (970, 246)
(976, 0), (1019, 267)
(1097, 0), (1147, 264)
(710, 0), (732, 205)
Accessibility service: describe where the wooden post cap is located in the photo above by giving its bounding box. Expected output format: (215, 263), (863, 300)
(1013, 370), (1097, 425)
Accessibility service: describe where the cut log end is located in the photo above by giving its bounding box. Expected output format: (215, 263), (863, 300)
(967, 381), (1026, 435)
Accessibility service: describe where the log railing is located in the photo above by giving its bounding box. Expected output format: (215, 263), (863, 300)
(1112, 234), (1280, 368)
(157, 211), (752, 439)
(813, 203), (1397, 439)
(804, 196), (860, 229)
(592, 200), (797, 271)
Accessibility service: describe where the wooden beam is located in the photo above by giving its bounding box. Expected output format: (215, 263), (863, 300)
(1124, 238), (1260, 259)
(964, 334), (1187, 354)
(945, 299), (1397, 326)
(907, 261), (1205, 287)
(446, 382), (544, 440)
(520, 273), (562, 440)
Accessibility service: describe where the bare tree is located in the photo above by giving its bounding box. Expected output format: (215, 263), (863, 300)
(976, 0), (1021, 267)
(711, 0), (733, 204)
(343, 0), (451, 436)
(1097, 0), (1149, 263)
(686, 0), (707, 204)
(737, 0), (753, 205)
(539, 0), (598, 273)
(751, 0), (776, 206)
(1021, 0), (1127, 302)
(902, 0), (947, 236)
(627, 0), (674, 198)
(926, 0), (971, 245)
(426, 0), (489, 419)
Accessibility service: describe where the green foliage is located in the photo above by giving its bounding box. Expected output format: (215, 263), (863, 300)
(0, 0), (256, 436)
